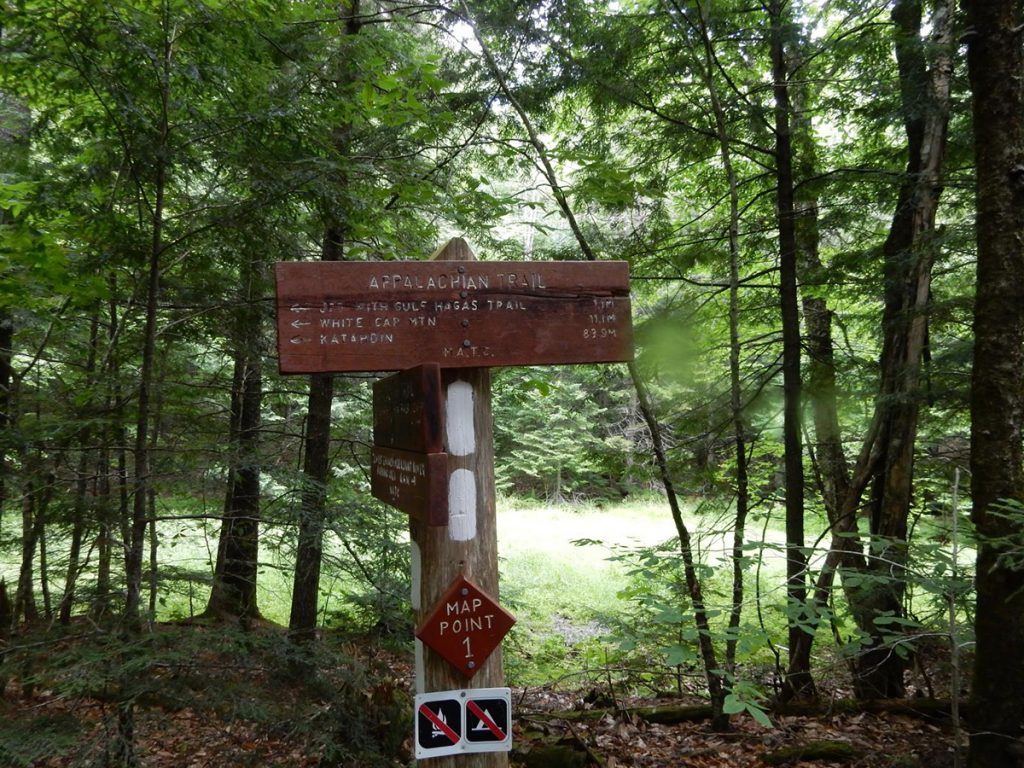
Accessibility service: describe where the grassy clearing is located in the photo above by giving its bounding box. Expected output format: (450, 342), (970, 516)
(0, 494), (784, 632)
(498, 495), (677, 615)
(1, 494), (969, 695)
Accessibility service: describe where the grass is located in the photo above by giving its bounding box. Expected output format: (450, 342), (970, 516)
(498, 494), (677, 620)
(496, 495), (683, 684)
(0, 493), (784, 635)
(1, 493), (971, 694)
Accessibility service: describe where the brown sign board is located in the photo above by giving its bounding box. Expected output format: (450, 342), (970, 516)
(415, 575), (516, 679)
(275, 260), (632, 373)
(373, 364), (444, 454)
(371, 447), (448, 525)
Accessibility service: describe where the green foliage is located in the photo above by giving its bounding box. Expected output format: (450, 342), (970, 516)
(493, 366), (638, 500)
(722, 678), (773, 728)
(0, 712), (82, 768)
(0, 0), (988, 731)
(322, 495), (412, 637)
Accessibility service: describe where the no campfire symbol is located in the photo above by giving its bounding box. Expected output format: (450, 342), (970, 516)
(415, 694), (463, 759)
(415, 574), (516, 679)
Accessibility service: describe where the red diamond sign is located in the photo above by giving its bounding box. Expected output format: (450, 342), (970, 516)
(415, 575), (516, 679)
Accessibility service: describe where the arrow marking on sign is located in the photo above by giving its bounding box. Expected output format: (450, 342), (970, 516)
(291, 319), (311, 329)
(467, 700), (506, 740)
(419, 703), (460, 744)
(289, 336), (310, 345)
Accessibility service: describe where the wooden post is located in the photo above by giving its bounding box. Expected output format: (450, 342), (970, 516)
(410, 237), (507, 768)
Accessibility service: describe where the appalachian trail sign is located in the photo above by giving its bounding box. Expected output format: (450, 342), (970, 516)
(274, 259), (632, 373)
(274, 237), (633, 766)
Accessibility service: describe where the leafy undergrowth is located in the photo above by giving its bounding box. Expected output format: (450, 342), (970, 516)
(0, 623), (961, 767)
(0, 621), (411, 768)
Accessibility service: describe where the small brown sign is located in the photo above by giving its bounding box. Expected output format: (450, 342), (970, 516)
(415, 575), (516, 679)
(371, 447), (448, 525)
(373, 364), (444, 454)
(275, 260), (632, 373)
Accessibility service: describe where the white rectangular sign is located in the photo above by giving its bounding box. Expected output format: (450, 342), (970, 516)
(414, 687), (512, 759)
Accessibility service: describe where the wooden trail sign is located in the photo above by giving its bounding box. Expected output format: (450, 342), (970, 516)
(274, 260), (632, 373)
(373, 363), (444, 454)
(276, 238), (633, 768)
(371, 447), (448, 526)
(371, 365), (448, 524)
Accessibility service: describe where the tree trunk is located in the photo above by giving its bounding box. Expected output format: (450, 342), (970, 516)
(288, 0), (361, 640)
(629, 362), (728, 728)
(786, 133), (866, 694)
(0, 578), (10, 637)
(207, 240), (265, 624)
(147, 487), (158, 617)
(14, 467), (53, 625)
(964, 0), (1024, 765)
(207, 345), (263, 622)
(38, 501), (50, 620)
(289, 224), (345, 640)
(289, 370), (334, 640)
(692, 1), (749, 675)
(60, 435), (92, 625)
(0, 76), (29, 535)
(92, 288), (122, 621)
(13, 470), (41, 625)
(785, 0), (953, 700)
(61, 310), (102, 624)
(852, 0), (952, 699)
(0, 310), (10, 535)
(123, 24), (172, 629)
(768, 0), (811, 699)
(93, 437), (115, 621)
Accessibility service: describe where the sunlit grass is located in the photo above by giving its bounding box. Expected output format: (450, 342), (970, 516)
(0, 492), (971, 691)
(497, 495), (677, 621)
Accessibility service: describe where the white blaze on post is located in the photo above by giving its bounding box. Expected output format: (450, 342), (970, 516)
(414, 639), (426, 694)
(446, 380), (475, 456)
(410, 540), (422, 610)
(446, 378), (478, 541)
(411, 541), (425, 693)
(448, 468), (477, 541)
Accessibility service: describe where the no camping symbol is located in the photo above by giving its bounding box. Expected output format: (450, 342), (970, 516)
(466, 697), (509, 743)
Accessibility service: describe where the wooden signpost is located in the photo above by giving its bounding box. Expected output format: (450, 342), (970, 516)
(274, 238), (633, 767)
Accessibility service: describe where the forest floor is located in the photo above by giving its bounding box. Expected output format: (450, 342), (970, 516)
(0, 623), (963, 768)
